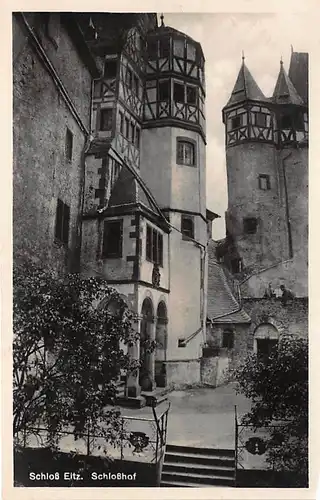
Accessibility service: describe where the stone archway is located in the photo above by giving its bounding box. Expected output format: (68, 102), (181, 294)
(140, 297), (155, 391)
(155, 301), (168, 387)
(254, 323), (279, 360)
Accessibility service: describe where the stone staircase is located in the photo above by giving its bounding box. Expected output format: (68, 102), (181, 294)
(161, 444), (235, 487)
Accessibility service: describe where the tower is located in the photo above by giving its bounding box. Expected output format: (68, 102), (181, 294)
(140, 21), (208, 380)
(222, 53), (308, 297)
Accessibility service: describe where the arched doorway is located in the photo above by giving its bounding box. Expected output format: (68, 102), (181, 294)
(140, 298), (154, 391)
(155, 301), (168, 387)
(254, 323), (279, 360)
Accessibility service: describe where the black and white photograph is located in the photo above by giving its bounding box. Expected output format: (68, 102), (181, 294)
(8, 6), (314, 495)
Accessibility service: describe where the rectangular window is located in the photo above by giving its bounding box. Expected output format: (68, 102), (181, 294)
(55, 199), (70, 245)
(65, 128), (73, 162)
(222, 329), (234, 349)
(125, 117), (130, 138)
(174, 82), (185, 103)
(258, 174), (271, 190)
(146, 225), (163, 266)
(148, 39), (158, 58)
(254, 112), (267, 127)
(133, 75), (139, 96)
(135, 127), (140, 149)
(279, 114), (292, 129)
(104, 59), (117, 78)
(231, 115), (242, 129)
(159, 80), (170, 101)
(181, 215), (194, 239)
(119, 111), (124, 134)
(102, 220), (123, 258)
(186, 86), (197, 105)
(126, 68), (133, 88)
(100, 108), (113, 131)
(177, 139), (195, 166)
(130, 123), (135, 143)
(243, 217), (258, 234)
(159, 38), (170, 58)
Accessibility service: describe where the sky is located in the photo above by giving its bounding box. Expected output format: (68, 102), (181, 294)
(162, 13), (312, 240)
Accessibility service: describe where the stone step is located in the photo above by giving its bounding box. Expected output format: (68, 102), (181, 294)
(166, 443), (235, 458)
(160, 480), (213, 488)
(161, 470), (235, 487)
(163, 461), (235, 477)
(164, 451), (235, 468)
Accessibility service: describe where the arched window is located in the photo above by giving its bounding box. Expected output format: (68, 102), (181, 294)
(177, 139), (196, 166)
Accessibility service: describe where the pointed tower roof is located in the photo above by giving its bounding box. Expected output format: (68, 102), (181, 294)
(272, 60), (304, 106)
(288, 52), (308, 105)
(225, 57), (267, 108)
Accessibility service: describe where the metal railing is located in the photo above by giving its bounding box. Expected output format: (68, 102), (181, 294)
(18, 402), (170, 465)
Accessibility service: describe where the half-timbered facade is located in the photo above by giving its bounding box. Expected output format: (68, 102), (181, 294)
(75, 13), (216, 400)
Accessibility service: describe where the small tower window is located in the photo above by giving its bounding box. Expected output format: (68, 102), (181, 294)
(258, 174), (271, 190)
(222, 329), (234, 349)
(125, 68), (133, 88)
(177, 139), (195, 166)
(231, 258), (242, 273)
(243, 217), (258, 234)
(254, 113), (267, 127)
(65, 128), (73, 162)
(181, 215), (194, 239)
(187, 86), (197, 105)
(159, 37), (170, 58)
(173, 82), (185, 103)
(125, 117), (130, 138)
(159, 80), (170, 101)
(135, 127), (141, 149)
(104, 59), (117, 78)
(148, 38), (158, 59)
(119, 111), (124, 134)
(279, 114), (292, 129)
(133, 75), (139, 96)
(102, 220), (123, 258)
(99, 108), (113, 131)
(231, 115), (242, 129)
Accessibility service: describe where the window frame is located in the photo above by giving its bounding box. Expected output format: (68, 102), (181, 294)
(231, 115), (242, 130)
(146, 225), (163, 267)
(176, 138), (196, 167)
(104, 59), (118, 79)
(102, 219), (123, 259)
(222, 329), (234, 349)
(65, 128), (73, 163)
(99, 108), (113, 131)
(258, 174), (271, 191)
(181, 214), (195, 240)
(55, 198), (70, 246)
(243, 217), (258, 235)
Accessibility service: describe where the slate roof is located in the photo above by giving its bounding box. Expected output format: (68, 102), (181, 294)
(207, 241), (251, 324)
(224, 60), (267, 108)
(288, 52), (308, 105)
(272, 61), (304, 106)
